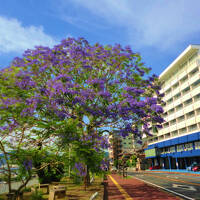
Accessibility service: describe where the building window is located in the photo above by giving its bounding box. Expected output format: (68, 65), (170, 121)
(168, 108), (175, 115)
(183, 143), (193, 151)
(188, 124), (197, 132)
(184, 98), (193, 106)
(163, 122), (169, 128)
(186, 111), (195, 119)
(160, 148), (164, 154)
(177, 144), (183, 152)
(165, 147), (170, 153)
(171, 130), (178, 137)
(180, 75), (188, 84)
(167, 98), (173, 104)
(170, 119), (176, 125)
(170, 146), (175, 153)
(194, 93), (200, 102)
(182, 86), (190, 95)
(176, 104), (183, 111)
(162, 112), (168, 117)
(179, 127), (187, 134)
(154, 137), (158, 142)
(173, 82), (179, 90)
(196, 108), (200, 115)
(194, 141), (200, 150)
(159, 135), (164, 141)
(165, 88), (171, 95)
(174, 92), (181, 100)
(189, 67), (199, 76)
(177, 115), (185, 122)
(192, 79), (200, 89)
(165, 133), (170, 139)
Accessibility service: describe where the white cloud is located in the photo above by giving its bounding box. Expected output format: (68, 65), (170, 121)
(0, 16), (57, 53)
(60, 0), (200, 50)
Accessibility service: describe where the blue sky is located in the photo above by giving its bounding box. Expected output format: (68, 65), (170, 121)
(0, 0), (200, 75)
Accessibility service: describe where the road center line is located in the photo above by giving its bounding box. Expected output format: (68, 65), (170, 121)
(108, 175), (133, 200)
(133, 176), (195, 200)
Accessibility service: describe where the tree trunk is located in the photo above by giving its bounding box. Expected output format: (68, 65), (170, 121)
(84, 165), (90, 190)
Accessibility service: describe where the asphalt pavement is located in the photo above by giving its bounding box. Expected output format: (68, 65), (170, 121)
(128, 171), (200, 200)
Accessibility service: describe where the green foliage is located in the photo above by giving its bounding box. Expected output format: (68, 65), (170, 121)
(30, 189), (44, 200)
(22, 187), (31, 192)
(126, 155), (137, 167)
(31, 149), (65, 184)
(114, 159), (119, 169)
(71, 173), (83, 184)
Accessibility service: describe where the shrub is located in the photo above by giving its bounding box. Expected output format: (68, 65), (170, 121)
(30, 189), (44, 200)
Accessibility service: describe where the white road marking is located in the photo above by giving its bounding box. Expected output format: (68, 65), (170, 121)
(172, 184), (197, 191)
(167, 176), (179, 179)
(133, 176), (195, 200)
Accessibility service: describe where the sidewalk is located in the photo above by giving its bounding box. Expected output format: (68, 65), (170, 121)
(145, 169), (200, 176)
(107, 174), (181, 200)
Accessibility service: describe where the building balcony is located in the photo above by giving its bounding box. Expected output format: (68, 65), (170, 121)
(184, 105), (194, 115)
(168, 113), (176, 121)
(174, 99), (182, 107)
(186, 117), (196, 127)
(178, 70), (187, 81)
(182, 93), (191, 102)
(191, 85), (200, 97)
(180, 81), (189, 91)
(177, 121), (186, 129)
(187, 60), (198, 74)
(170, 124), (177, 132)
(171, 87), (180, 97)
(188, 72), (199, 85)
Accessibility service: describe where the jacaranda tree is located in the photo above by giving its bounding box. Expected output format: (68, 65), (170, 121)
(0, 37), (164, 195)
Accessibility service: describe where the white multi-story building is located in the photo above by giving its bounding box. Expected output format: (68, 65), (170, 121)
(145, 45), (200, 169)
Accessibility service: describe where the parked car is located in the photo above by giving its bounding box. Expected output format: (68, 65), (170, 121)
(149, 165), (161, 170)
(192, 165), (200, 172)
(186, 162), (198, 171)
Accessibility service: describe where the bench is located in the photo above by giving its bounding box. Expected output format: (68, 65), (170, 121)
(48, 185), (67, 200)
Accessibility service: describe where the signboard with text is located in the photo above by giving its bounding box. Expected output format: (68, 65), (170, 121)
(145, 148), (157, 158)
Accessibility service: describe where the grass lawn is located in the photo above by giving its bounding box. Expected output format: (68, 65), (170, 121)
(0, 176), (104, 200)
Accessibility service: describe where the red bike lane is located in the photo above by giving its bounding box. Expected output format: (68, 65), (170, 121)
(107, 174), (182, 200)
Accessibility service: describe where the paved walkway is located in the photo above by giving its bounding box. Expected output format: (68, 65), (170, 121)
(107, 174), (182, 200)
(146, 169), (200, 176)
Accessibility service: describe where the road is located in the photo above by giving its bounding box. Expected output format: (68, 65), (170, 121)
(128, 171), (200, 200)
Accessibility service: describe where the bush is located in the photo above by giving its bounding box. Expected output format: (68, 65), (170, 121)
(30, 189), (44, 200)
(72, 174), (82, 184)
(22, 187), (31, 192)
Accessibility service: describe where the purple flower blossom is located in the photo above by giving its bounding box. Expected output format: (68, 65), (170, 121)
(23, 160), (33, 170)
(74, 162), (86, 177)
(125, 87), (145, 95)
(150, 104), (164, 113)
(98, 91), (111, 98)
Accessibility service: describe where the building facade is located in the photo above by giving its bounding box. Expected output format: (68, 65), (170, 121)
(108, 131), (140, 167)
(145, 45), (200, 169)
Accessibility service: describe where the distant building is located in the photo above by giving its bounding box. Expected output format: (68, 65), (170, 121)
(108, 131), (143, 167)
(145, 45), (200, 169)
